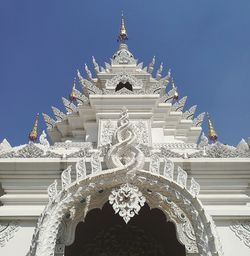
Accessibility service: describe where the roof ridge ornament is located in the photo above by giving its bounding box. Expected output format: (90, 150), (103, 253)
(28, 113), (39, 142)
(148, 56), (155, 74)
(117, 12), (128, 43)
(69, 78), (77, 102)
(171, 77), (179, 100)
(207, 113), (218, 142)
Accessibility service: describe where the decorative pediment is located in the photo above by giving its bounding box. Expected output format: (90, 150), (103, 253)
(111, 44), (137, 65)
(105, 73), (143, 90)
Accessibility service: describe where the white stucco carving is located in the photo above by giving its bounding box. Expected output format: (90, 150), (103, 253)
(230, 221), (250, 248)
(42, 113), (56, 130)
(62, 97), (77, 114)
(61, 166), (72, 190)
(100, 119), (150, 147)
(39, 130), (50, 148)
(105, 108), (145, 171)
(0, 139), (11, 154)
(27, 162), (222, 256)
(111, 44), (137, 65)
(109, 183), (146, 223)
(0, 221), (19, 247)
(1, 21), (250, 256)
(48, 180), (58, 202)
(105, 73), (143, 90)
(51, 106), (66, 121)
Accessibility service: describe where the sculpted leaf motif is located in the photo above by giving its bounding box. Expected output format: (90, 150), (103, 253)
(47, 180), (58, 202)
(51, 106), (66, 121)
(76, 158), (86, 182)
(163, 158), (174, 180)
(61, 166), (72, 190)
(177, 166), (187, 188)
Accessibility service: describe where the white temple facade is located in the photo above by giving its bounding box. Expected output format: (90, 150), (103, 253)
(0, 15), (250, 256)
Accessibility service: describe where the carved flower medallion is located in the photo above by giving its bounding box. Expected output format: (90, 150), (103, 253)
(109, 183), (146, 223)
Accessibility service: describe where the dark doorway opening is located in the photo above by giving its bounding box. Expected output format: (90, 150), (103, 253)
(65, 202), (186, 256)
(115, 82), (133, 92)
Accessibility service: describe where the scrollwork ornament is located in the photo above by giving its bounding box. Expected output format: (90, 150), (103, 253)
(230, 221), (250, 248)
(0, 221), (19, 247)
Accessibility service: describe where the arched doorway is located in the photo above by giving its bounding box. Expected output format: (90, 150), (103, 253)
(65, 202), (185, 256)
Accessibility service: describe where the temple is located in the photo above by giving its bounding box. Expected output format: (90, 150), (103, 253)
(0, 14), (250, 256)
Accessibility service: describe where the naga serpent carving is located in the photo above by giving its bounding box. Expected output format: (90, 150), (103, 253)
(105, 107), (145, 171)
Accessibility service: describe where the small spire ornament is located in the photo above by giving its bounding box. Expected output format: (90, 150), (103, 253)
(171, 78), (179, 100)
(117, 12), (128, 43)
(29, 113), (39, 142)
(207, 113), (218, 143)
(69, 78), (77, 102)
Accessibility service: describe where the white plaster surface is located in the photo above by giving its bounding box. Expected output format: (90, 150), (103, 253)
(215, 220), (250, 256)
(0, 220), (36, 256)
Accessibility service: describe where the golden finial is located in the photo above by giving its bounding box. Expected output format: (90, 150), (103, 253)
(171, 78), (179, 100)
(118, 12), (128, 43)
(29, 113), (39, 142)
(69, 78), (77, 102)
(207, 113), (218, 142)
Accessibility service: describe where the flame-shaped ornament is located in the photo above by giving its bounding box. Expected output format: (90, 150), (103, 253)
(105, 107), (145, 171)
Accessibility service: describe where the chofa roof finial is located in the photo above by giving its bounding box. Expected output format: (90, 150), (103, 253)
(29, 113), (39, 142)
(117, 12), (128, 43)
(207, 113), (218, 143)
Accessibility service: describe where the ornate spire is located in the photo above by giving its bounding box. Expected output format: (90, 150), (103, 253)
(117, 12), (128, 43)
(207, 113), (218, 142)
(171, 78), (179, 100)
(29, 113), (39, 142)
(69, 78), (77, 102)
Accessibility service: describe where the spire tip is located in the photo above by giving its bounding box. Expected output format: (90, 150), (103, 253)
(118, 12), (128, 43)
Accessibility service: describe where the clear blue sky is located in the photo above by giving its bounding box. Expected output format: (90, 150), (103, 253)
(0, 0), (250, 146)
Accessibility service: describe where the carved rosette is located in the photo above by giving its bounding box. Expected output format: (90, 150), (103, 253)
(109, 183), (146, 223)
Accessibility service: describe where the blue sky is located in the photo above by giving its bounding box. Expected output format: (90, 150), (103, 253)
(0, 0), (250, 146)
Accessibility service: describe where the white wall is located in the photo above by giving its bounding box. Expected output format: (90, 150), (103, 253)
(215, 220), (250, 256)
(0, 220), (36, 256)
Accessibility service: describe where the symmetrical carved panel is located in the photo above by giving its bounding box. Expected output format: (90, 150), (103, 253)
(99, 119), (151, 147)
(105, 73), (143, 90)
